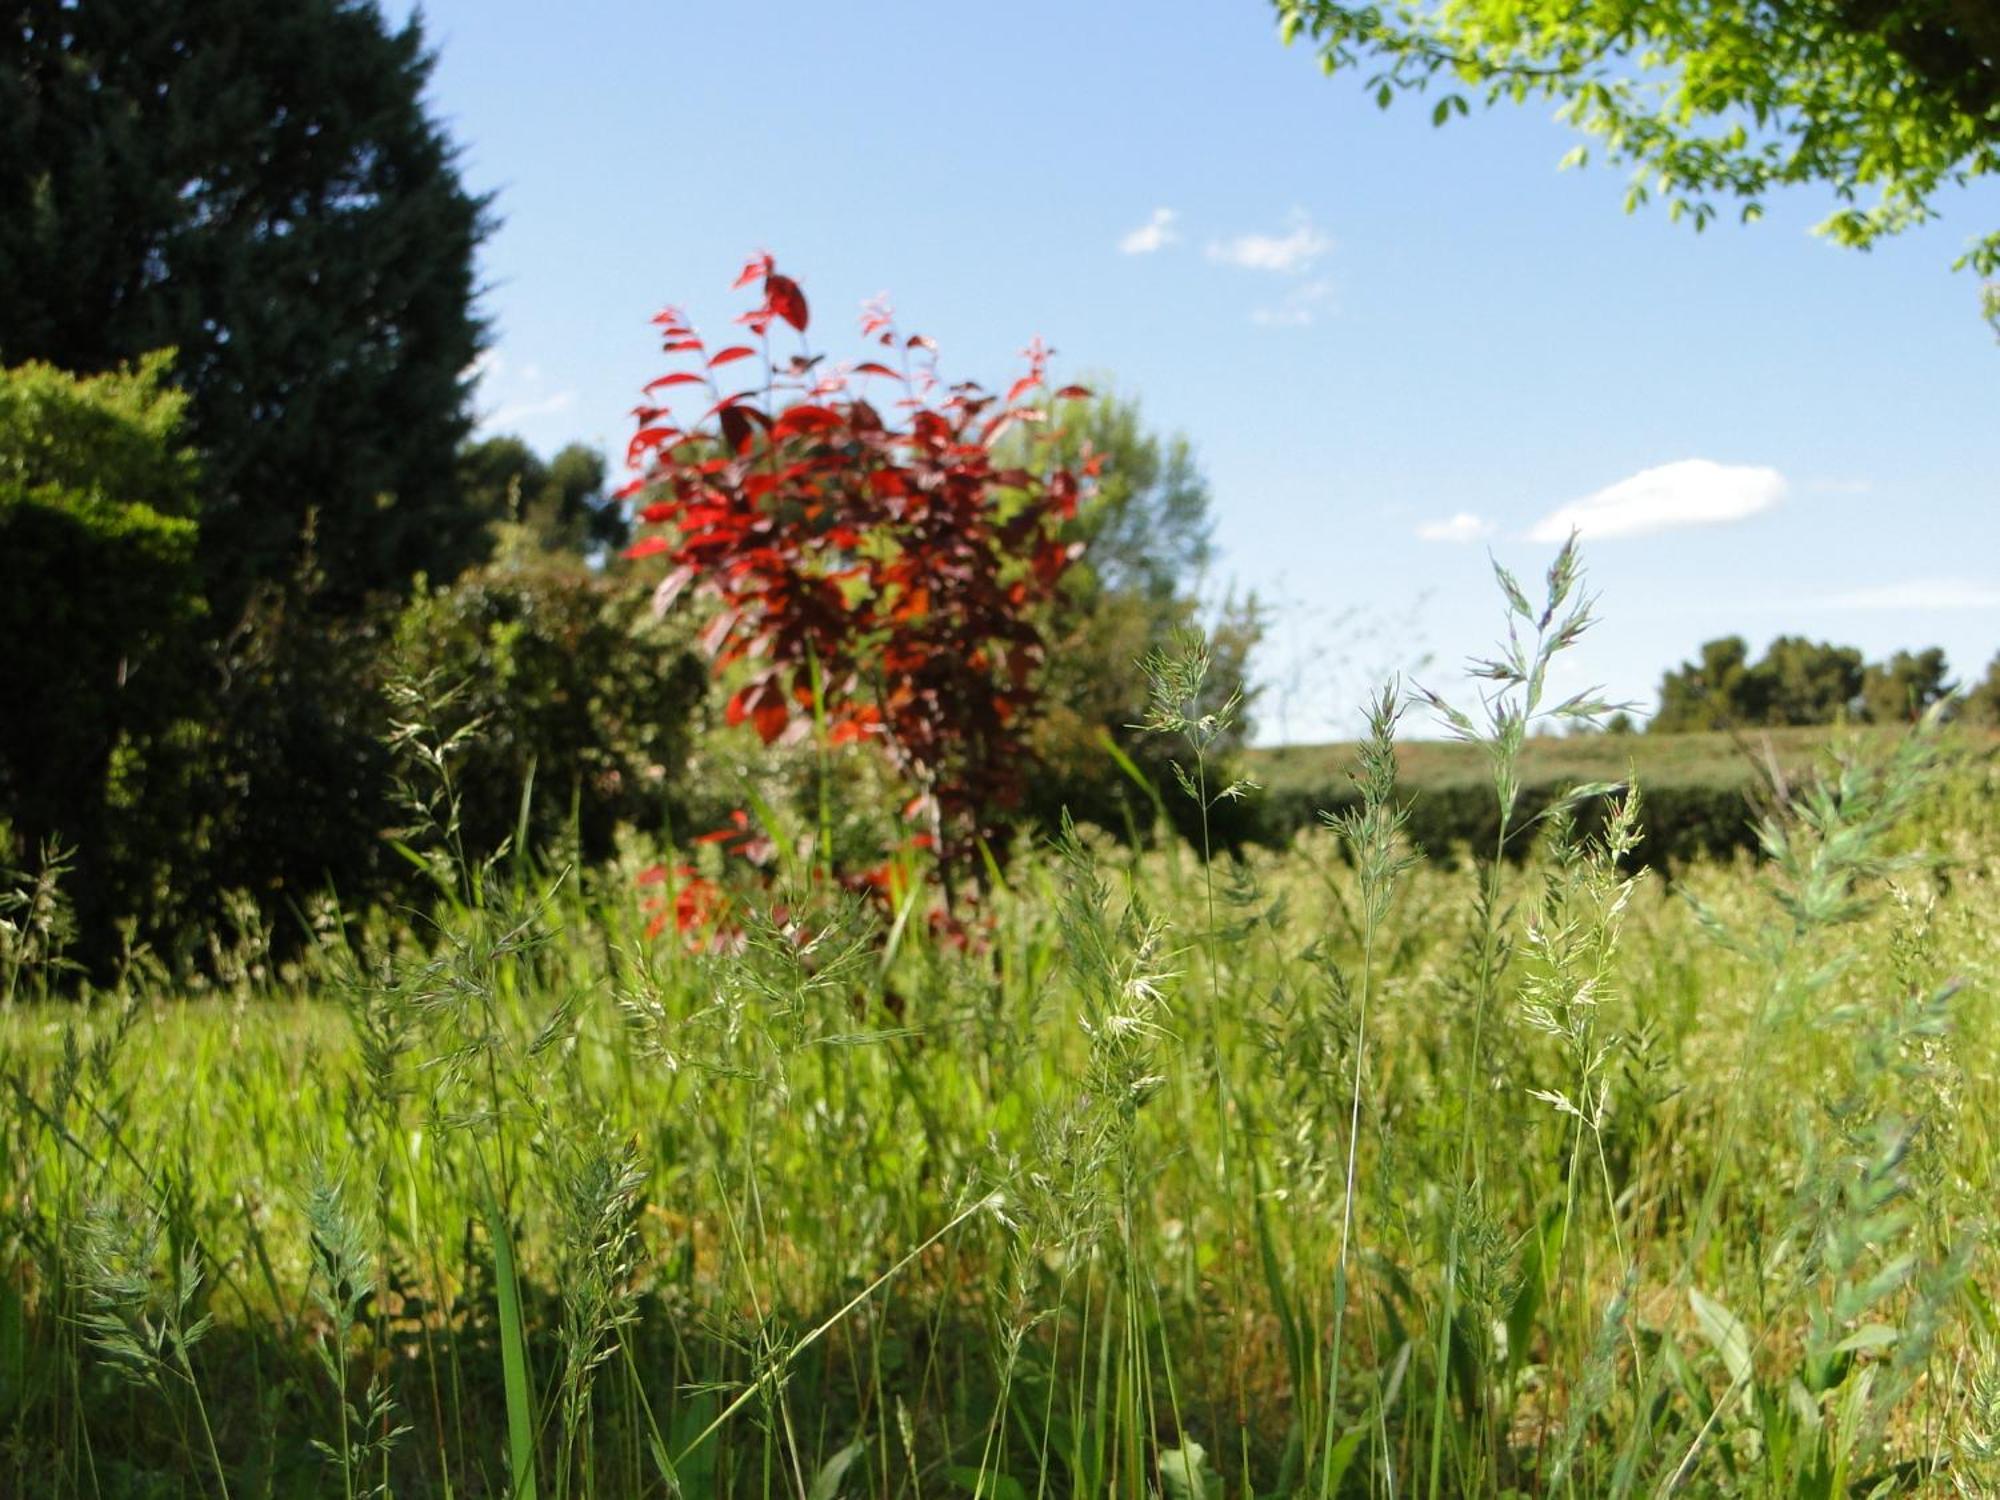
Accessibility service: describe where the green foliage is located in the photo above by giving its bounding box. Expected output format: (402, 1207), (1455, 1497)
(1273, 0), (2000, 280)
(390, 550), (709, 871)
(1860, 646), (1954, 724)
(0, 357), (204, 950)
(0, 0), (492, 608)
(1962, 650), (2000, 725)
(158, 579), (400, 967)
(1022, 393), (1262, 844)
(457, 435), (629, 558)
(0, 442), (708, 971)
(1653, 634), (1896, 731)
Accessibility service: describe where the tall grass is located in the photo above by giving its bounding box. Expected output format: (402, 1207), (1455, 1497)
(3, 552), (1996, 1497)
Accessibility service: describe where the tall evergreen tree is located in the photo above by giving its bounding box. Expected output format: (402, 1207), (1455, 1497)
(0, 0), (492, 611)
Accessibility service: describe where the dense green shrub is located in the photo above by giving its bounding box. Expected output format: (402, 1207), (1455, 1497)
(0, 357), (205, 947)
(391, 542), (709, 870)
(0, 373), (711, 972)
(154, 583), (400, 970)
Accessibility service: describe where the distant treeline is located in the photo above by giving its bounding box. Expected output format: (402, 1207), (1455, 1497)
(1232, 629), (2000, 865)
(1641, 636), (1999, 733)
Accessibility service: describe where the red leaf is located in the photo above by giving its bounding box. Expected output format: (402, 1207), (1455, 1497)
(708, 345), (757, 367)
(719, 404), (756, 453)
(639, 501), (677, 523)
(661, 337), (705, 352)
(644, 372), (706, 392)
(734, 252), (774, 289)
(771, 405), (842, 438)
(1005, 372), (1040, 404)
(622, 536), (672, 560)
(1054, 384), (1092, 400)
(765, 273), (809, 333)
(851, 361), (903, 380)
(626, 426), (681, 466)
(750, 690), (790, 744)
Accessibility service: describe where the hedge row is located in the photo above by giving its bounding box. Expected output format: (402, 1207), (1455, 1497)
(1216, 769), (1767, 869)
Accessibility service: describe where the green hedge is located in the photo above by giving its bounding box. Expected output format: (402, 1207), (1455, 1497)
(1235, 771), (1762, 867)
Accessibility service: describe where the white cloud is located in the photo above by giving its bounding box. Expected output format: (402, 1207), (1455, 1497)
(1207, 215), (1333, 274)
(1416, 511), (1496, 543)
(1251, 279), (1335, 327)
(485, 390), (577, 429)
(1823, 579), (2000, 611)
(1118, 207), (1179, 255)
(1528, 458), (1786, 542)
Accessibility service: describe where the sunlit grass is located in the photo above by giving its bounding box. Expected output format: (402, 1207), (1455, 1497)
(5, 558), (1999, 1498)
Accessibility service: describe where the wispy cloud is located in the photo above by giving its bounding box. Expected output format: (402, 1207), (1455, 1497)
(1118, 207), (1179, 255)
(1822, 579), (2000, 611)
(1207, 213), (1332, 274)
(486, 390), (577, 429)
(469, 346), (578, 435)
(1251, 279), (1335, 327)
(1416, 511), (1496, 544)
(1528, 458), (1786, 542)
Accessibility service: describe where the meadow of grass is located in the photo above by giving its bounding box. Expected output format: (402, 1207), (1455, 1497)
(1251, 724), (1899, 795)
(5, 551), (1999, 1498)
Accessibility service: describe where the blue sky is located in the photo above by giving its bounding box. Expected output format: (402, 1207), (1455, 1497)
(391, 0), (2000, 742)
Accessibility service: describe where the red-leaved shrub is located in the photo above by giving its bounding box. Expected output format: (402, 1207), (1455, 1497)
(619, 254), (1093, 900)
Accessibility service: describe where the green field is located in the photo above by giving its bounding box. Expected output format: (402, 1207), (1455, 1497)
(1250, 725), (1873, 792)
(5, 698), (1998, 1498)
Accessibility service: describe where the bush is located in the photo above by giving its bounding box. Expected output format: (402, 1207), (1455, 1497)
(1, 367), (712, 974)
(0, 356), (204, 953)
(390, 542), (709, 870)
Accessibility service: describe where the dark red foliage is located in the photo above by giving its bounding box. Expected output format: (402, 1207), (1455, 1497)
(620, 255), (1089, 895)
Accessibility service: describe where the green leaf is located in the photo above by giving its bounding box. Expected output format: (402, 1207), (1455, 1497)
(944, 1466), (1028, 1500)
(1690, 1287), (1754, 1387)
(809, 1437), (867, 1500)
(1324, 1424), (1369, 1492)
(1158, 1441), (1224, 1500)
(1833, 1322), (1900, 1354)
(479, 1172), (538, 1500)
